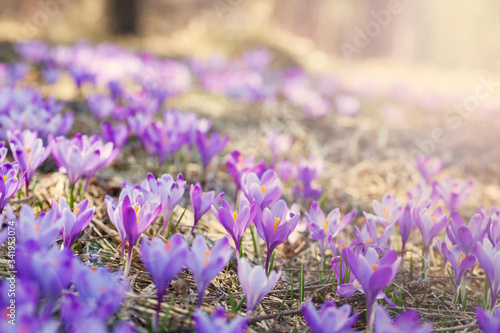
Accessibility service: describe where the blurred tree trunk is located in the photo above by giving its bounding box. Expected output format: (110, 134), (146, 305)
(109, 0), (138, 35)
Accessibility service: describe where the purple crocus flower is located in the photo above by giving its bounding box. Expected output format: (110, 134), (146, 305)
(12, 205), (61, 248)
(488, 213), (500, 246)
(301, 299), (358, 333)
(51, 198), (95, 249)
(407, 180), (437, 208)
(413, 205), (448, 257)
(293, 159), (323, 201)
(398, 201), (415, 253)
(364, 193), (403, 228)
(16, 244), (74, 301)
(415, 155), (444, 184)
(433, 177), (474, 212)
(7, 129), (53, 195)
(447, 211), (489, 255)
(266, 131), (292, 161)
(141, 234), (188, 329)
(354, 219), (394, 254)
(186, 235), (233, 307)
(476, 306), (500, 333)
(237, 257), (281, 314)
(194, 306), (248, 333)
(344, 247), (401, 325)
(305, 201), (355, 262)
(374, 306), (432, 333)
(0, 162), (25, 213)
(87, 94), (116, 120)
(441, 242), (476, 297)
(140, 173), (186, 235)
(211, 199), (258, 255)
(67, 262), (128, 323)
(51, 134), (102, 186)
(83, 135), (119, 189)
(254, 199), (300, 273)
(242, 169), (282, 211)
(101, 122), (130, 149)
(106, 195), (162, 275)
(474, 239), (500, 309)
(195, 130), (229, 172)
(190, 182), (224, 231)
(225, 150), (266, 194)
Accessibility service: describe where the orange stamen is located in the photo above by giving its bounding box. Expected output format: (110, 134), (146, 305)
(365, 238), (373, 246)
(233, 212), (238, 223)
(237, 155), (243, 169)
(383, 207), (390, 221)
(261, 185), (266, 194)
(458, 252), (466, 265)
(204, 250), (210, 265)
(339, 242), (345, 251)
(25, 147), (30, 154)
(2, 175), (6, 182)
(134, 205), (140, 224)
(166, 240), (171, 251)
(273, 217), (280, 233)
(323, 219), (329, 233)
(35, 225), (41, 231)
(372, 264), (379, 271)
(74, 208), (80, 217)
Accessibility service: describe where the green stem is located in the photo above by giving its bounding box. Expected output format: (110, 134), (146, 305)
(69, 183), (75, 210)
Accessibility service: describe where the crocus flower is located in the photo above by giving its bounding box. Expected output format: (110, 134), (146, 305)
(441, 242), (476, 298)
(196, 130), (229, 172)
(407, 180), (437, 208)
(101, 122), (130, 149)
(476, 306), (500, 333)
(293, 160), (323, 201)
(16, 244), (74, 302)
(0, 162), (25, 213)
(83, 135), (119, 189)
(187, 235), (233, 307)
(488, 213), (500, 246)
(474, 239), (500, 309)
(447, 211), (489, 255)
(190, 182), (224, 231)
(211, 199), (258, 255)
(225, 150), (266, 194)
(139, 173), (186, 235)
(398, 201), (415, 253)
(415, 155), (444, 184)
(7, 129), (53, 195)
(301, 299), (358, 333)
(344, 247), (401, 325)
(255, 199), (300, 273)
(141, 234), (188, 329)
(106, 195), (162, 275)
(354, 219), (394, 254)
(413, 205), (448, 257)
(433, 177), (474, 212)
(68, 262), (128, 323)
(242, 169), (282, 211)
(374, 306), (432, 333)
(194, 306), (248, 333)
(13, 205), (62, 248)
(266, 131), (292, 161)
(237, 257), (281, 314)
(51, 198), (95, 249)
(51, 134), (102, 186)
(364, 193), (403, 228)
(305, 201), (355, 262)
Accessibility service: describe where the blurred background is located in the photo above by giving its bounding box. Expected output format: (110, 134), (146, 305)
(1, 0), (499, 212)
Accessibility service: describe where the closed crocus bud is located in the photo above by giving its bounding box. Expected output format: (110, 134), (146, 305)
(195, 130), (229, 173)
(415, 155), (444, 184)
(190, 182), (224, 230)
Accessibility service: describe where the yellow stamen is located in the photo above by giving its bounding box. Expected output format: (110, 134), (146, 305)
(372, 264), (379, 271)
(134, 205), (140, 224)
(74, 208), (80, 217)
(273, 217), (280, 233)
(166, 240), (171, 251)
(237, 155), (243, 169)
(432, 216), (436, 223)
(2, 175), (5, 182)
(458, 252), (466, 265)
(25, 147), (30, 154)
(383, 207), (390, 221)
(233, 212), (238, 223)
(261, 185), (266, 194)
(323, 219), (329, 233)
(339, 242), (345, 251)
(35, 225), (41, 231)
(204, 250), (210, 266)
(202, 192), (205, 195)
(468, 225), (472, 231)
(365, 238), (373, 246)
